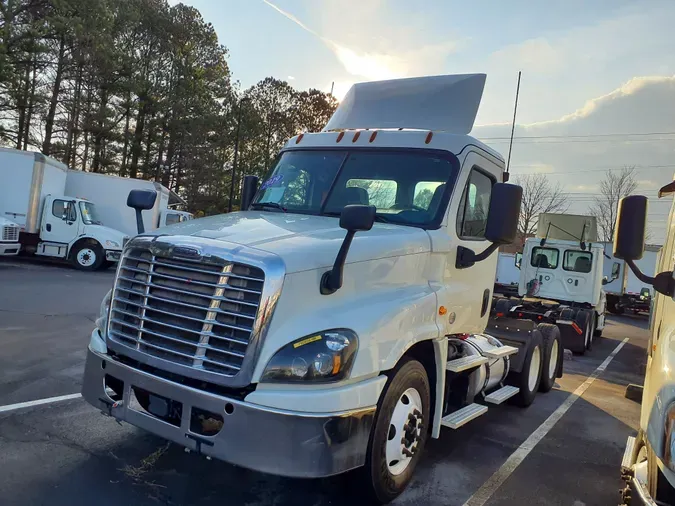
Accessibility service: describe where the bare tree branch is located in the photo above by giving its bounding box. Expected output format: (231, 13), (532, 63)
(512, 173), (569, 240)
(589, 166), (638, 242)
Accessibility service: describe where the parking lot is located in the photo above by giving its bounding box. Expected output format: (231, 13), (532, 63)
(0, 258), (649, 506)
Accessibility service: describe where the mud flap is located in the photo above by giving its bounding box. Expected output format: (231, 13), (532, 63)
(556, 320), (585, 353)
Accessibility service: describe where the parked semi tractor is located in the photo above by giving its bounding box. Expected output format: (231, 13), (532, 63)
(603, 243), (659, 315)
(81, 75), (563, 503)
(492, 213), (607, 354)
(65, 170), (193, 237)
(0, 147), (127, 270)
(494, 251), (520, 296)
(618, 187), (675, 506)
(0, 216), (20, 256)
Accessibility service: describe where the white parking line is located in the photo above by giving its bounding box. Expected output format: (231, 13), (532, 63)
(0, 393), (82, 414)
(463, 337), (629, 506)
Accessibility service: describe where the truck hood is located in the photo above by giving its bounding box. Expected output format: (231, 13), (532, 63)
(84, 224), (127, 249)
(152, 211), (431, 273)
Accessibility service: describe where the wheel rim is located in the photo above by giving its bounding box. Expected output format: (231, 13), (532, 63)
(528, 346), (541, 392)
(385, 387), (423, 476)
(77, 248), (96, 267)
(548, 339), (559, 380)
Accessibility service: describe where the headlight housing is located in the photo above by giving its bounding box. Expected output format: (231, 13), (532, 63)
(261, 329), (358, 383)
(95, 289), (112, 337)
(105, 240), (120, 248)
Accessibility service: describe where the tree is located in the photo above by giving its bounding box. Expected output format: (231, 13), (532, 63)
(512, 173), (568, 240)
(589, 166), (638, 242)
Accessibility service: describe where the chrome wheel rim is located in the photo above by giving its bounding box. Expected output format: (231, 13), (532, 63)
(386, 387), (423, 476)
(528, 346), (541, 392)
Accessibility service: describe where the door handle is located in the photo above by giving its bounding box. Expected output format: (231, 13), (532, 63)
(46, 223), (51, 232)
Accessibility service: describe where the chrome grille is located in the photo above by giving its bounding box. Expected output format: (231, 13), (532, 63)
(108, 247), (265, 376)
(2, 225), (19, 242)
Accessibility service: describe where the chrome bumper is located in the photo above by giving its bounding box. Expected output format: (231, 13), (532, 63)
(621, 435), (658, 506)
(82, 348), (375, 478)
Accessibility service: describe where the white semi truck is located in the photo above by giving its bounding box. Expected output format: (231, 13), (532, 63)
(617, 186), (675, 506)
(65, 170), (193, 237)
(81, 75), (563, 503)
(492, 213), (608, 354)
(0, 147), (127, 270)
(603, 244), (659, 316)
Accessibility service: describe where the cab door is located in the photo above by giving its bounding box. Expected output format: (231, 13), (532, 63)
(41, 197), (79, 246)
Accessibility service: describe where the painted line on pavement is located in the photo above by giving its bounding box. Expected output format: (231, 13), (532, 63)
(463, 337), (629, 506)
(0, 393), (82, 414)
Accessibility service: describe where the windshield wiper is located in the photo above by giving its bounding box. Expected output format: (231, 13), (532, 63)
(250, 202), (287, 213)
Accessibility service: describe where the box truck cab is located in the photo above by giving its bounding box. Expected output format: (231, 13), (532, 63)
(0, 147), (127, 270)
(81, 75), (561, 504)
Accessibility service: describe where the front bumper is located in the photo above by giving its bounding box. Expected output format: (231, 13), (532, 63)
(105, 250), (121, 262)
(0, 242), (20, 256)
(627, 476), (658, 506)
(82, 347), (375, 478)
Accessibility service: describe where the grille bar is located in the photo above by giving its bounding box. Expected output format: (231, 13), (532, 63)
(108, 247), (265, 377)
(2, 226), (19, 242)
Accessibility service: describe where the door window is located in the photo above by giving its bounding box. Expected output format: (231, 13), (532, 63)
(456, 168), (493, 239)
(531, 247), (559, 269)
(52, 200), (76, 221)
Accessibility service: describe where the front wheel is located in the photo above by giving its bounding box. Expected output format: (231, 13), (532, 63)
(70, 243), (104, 271)
(362, 358), (430, 504)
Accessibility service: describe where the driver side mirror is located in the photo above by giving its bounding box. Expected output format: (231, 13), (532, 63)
(515, 252), (522, 270)
(127, 189), (157, 234)
(614, 195), (647, 261)
(611, 262), (621, 280)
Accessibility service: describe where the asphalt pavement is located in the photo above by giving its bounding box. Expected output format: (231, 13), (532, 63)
(0, 257), (649, 506)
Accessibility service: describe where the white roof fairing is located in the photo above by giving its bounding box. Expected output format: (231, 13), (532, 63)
(323, 74), (487, 134)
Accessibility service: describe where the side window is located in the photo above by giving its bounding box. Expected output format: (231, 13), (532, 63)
(563, 250), (593, 273)
(165, 213), (181, 226)
(456, 168), (493, 239)
(346, 179), (397, 209)
(531, 247), (559, 269)
(52, 200), (75, 221)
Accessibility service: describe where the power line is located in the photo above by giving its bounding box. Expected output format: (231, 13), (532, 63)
(510, 164), (675, 175)
(479, 131), (675, 140)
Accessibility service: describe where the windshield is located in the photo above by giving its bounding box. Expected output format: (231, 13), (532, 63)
(252, 149), (459, 228)
(79, 201), (102, 225)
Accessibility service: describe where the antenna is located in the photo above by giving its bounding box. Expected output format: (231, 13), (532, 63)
(330, 81), (334, 96)
(505, 71), (522, 179)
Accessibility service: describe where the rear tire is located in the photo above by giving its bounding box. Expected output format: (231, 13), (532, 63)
(362, 358), (430, 504)
(509, 338), (543, 407)
(537, 323), (561, 393)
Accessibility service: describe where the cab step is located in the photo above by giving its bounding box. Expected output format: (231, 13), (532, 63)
(622, 436), (636, 471)
(441, 403), (488, 429)
(485, 385), (520, 405)
(483, 345), (519, 359)
(446, 355), (488, 373)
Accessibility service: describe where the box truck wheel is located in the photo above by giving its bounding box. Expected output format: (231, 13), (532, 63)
(537, 323), (561, 393)
(508, 332), (543, 407)
(363, 358), (430, 504)
(70, 241), (104, 271)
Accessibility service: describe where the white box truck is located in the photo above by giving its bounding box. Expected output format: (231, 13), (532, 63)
(81, 75), (563, 504)
(616, 187), (675, 506)
(0, 147), (127, 270)
(65, 170), (193, 237)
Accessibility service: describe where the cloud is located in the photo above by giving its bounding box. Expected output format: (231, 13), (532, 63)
(262, 0), (457, 95)
(287, 75), (295, 80)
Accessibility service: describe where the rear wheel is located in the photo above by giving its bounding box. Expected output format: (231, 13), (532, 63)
(363, 358), (430, 504)
(537, 323), (561, 393)
(509, 339), (543, 407)
(584, 311), (595, 351)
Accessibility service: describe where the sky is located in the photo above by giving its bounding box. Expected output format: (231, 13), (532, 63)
(171, 0), (675, 243)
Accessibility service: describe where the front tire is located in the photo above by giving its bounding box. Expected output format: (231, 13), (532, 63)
(363, 358), (430, 504)
(70, 243), (104, 271)
(537, 323), (561, 393)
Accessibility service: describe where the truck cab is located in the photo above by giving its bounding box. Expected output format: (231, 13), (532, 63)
(81, 74), (558, 504)
(34, 195), (127, 269)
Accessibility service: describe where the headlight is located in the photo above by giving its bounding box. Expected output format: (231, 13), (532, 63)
(95, 289), (112, 337)
(105, 240), (120, 248)
(261, 329), (358, 383)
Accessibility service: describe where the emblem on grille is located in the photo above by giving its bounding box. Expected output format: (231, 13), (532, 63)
(173, 246), (201, 258)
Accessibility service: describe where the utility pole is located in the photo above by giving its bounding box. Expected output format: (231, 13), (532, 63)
(229, 97), (249, 213)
